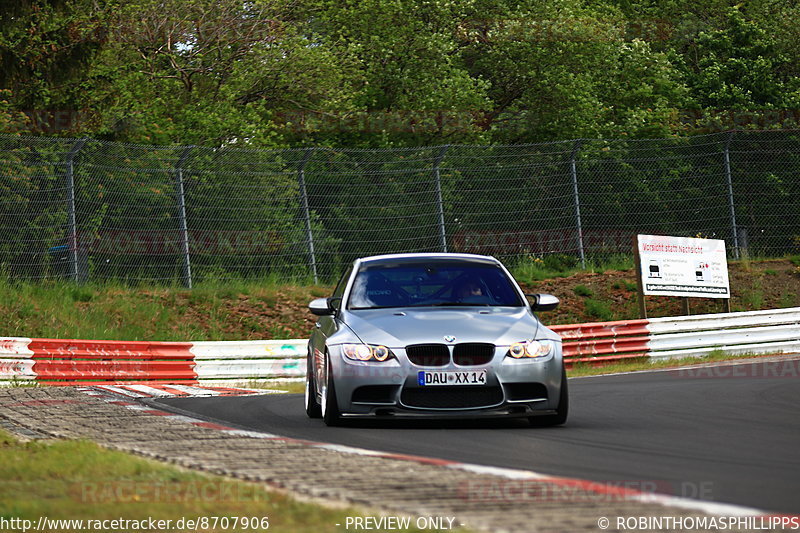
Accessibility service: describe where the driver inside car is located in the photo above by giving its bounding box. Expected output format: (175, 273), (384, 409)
(453, 279), (487, 303)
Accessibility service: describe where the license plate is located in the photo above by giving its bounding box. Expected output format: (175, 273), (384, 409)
(418, 370), (487, 386)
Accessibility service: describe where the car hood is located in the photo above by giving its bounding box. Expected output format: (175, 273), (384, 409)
(342, 306), (559, 347)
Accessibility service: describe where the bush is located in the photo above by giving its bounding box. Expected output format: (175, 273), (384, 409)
(584, 298), (613, 321)
(573, 285), (593, 297)
(543, 253), (579, 272)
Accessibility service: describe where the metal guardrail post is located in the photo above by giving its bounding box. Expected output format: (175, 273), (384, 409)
(297, 148), (318, 283)
(723, 131), (740, 259)
(570, 139), (586, 269)
(175, 146), (194, 288)
(433, 145), (450, 253)
(65, 138), (88, 283)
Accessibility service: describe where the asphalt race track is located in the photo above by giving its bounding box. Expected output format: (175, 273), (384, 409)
(154, 359), (800, 514)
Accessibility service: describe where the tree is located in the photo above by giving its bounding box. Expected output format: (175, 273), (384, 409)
(685, 7), (800, 110)
(81, 0), (357, 146)
(460, 0), (688, 141)
(0, 0), (109, 134)
(290, 0), (490, 147)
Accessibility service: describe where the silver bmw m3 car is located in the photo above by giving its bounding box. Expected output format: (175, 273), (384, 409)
(304, 253), (568, 427)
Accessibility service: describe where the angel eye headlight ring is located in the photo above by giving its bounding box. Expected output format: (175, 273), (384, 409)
(509, 342), (526, 358)
(506, 340), (554, 359)
(372, 345), (391, 361)
(525, 340), (552, 358)
(342, 344), (395, 362)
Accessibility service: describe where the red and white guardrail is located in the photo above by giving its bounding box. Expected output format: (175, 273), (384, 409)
(555, 306), (800, 367)
(0, 338), (305, 386)
(2, 307), (799, 384)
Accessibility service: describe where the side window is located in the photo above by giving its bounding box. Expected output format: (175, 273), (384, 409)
(330, 266), (352, 311)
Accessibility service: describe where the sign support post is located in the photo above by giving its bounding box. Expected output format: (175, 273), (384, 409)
(633, 235), (647, 318)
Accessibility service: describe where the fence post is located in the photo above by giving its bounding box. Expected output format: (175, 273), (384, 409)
(175, 146), (194, 288)
(433, 145), (450, 252)
(570, 139), (586, 269)
(65, 138), (88, 283)
(297, 148), (318, 283)
(723, 131), (740, 259)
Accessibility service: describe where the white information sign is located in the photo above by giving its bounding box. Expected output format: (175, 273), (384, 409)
(637, 235), (730, 298)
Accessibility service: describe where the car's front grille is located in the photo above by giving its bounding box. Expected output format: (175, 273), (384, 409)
(453, 343), (495, 366)
(400, 386), (504, 409)
(406, 344), (450, 366)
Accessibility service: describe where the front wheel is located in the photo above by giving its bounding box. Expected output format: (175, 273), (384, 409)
(321, 353), (342, 426)
(529, 365), (568, 427)
(304, 349), (322, 419)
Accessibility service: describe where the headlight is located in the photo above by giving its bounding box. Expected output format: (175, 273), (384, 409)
(342, 344), (395, 362)
(507, 340), (554, 359)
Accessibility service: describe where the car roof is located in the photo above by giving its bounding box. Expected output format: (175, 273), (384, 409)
(355, 252), (500, 266)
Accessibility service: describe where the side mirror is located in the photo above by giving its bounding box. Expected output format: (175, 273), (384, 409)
(526, 293), (559, 312)
(308, 297), (334, 316)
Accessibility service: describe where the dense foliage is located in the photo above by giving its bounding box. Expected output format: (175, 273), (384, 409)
(3, 0), (800, 148)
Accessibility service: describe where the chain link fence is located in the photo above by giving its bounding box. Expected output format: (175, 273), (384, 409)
(1, 131), (799, 285)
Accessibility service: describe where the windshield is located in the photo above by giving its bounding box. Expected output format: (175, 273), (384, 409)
(347, 261), (524, 310)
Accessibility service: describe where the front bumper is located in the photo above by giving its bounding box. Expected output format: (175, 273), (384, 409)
(329, 344), (563, 419)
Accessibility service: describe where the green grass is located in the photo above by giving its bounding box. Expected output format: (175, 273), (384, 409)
(589, 254), (635, 273)
(612, 280), (637, 292)
(0, 429), (455, 533)
(0, 276), (326, 341)
(249, 381), (305, 393)
(510, 254), (633, 284)
(779, 291), (798, 307)
(583, 298), (614, 321)
(511, 260), (574, 283)
(566, 349), (766, 377)
(740, 277), (765, 308)
(572, 285), (593, 297)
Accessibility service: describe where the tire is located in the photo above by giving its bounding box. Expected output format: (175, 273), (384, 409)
(321, 352), (342, 426)
(529, 365), (568, 427)
(304, 348), (322, 419)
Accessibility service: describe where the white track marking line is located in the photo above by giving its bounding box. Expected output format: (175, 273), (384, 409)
(449, 463), (550, 480)
(93, 385), (148, 397)
(164, 384), (221, 396)
(222, 429), (282, 439)
(117, 404), (153, 411)
(315, 444), (390, 457)
(213, 386), (288, 395)
(162, 415), (203, 424)
(626, 489), (763, 516)
(123, 384), (176, 397)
